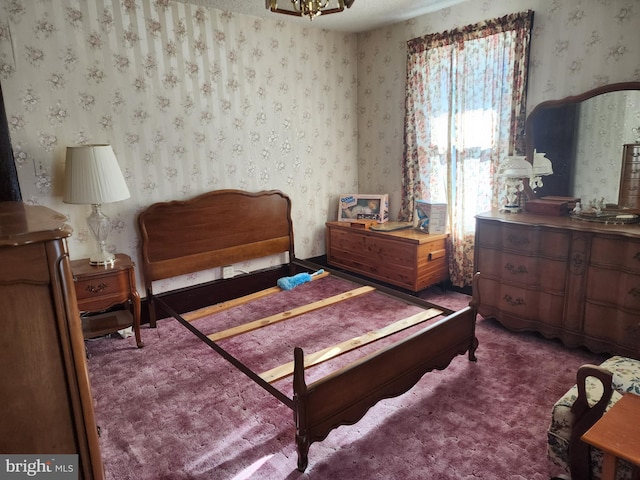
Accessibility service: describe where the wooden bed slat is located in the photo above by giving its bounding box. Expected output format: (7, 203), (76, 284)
(182, 271), (331, 322)
(259, 307), (444, 383)
(207, 285), (375, 342)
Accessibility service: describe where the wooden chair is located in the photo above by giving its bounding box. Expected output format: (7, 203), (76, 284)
(548, 357), (640, 480)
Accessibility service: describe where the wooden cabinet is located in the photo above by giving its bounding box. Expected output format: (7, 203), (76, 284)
(325, 221), (449, 291)
(71, 254), (143, 348)
(0, 202), (103, 479)
(474, 210), (640, 359)
(618, 143), (640, 208)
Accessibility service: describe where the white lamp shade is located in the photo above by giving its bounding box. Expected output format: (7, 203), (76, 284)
(63, 145), (130, 205)
(498, 156), (533, 178)
(532, 150), (554, 176)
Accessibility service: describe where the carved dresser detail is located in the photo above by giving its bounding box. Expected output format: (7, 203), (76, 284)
(475, 210), (640, 359)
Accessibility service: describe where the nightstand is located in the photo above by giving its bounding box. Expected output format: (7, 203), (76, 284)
(71, 253), (143, 348)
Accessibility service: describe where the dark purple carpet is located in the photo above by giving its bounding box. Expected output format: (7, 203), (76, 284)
(86, 277), (606, 479)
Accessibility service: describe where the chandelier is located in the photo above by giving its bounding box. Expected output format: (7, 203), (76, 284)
(266, 0), (355, 20)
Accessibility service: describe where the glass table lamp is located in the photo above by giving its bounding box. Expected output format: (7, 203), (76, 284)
(531, 150), (553, 191)
(63, 144), (130, 266)
(498, 155), (533, 213)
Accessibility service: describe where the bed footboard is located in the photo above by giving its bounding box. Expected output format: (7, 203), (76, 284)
(293, 301), (478, 472)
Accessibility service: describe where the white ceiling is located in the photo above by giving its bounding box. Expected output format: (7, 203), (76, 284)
(180, 0), (472, 33)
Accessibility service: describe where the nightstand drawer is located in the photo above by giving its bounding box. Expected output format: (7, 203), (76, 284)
(74, 269), (131, 311)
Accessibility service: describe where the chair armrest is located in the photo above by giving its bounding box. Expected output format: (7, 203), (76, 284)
(569, 364), (614, 480)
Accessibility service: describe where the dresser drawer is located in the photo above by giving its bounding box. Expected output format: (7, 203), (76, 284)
(620, 161), (640, 178)
(590, 236), (640, 273)
(478, 277), (565, 322)
(476, 221), (569, 259)
(476, 222), (536, 254)
(620, 178), (640, 199)
(586, 266), (640, 311)
(0, 243), (49, 283)
(623, 144), (640, 161)
(583, 301), (640, 352)
(476, 248), (567, 291)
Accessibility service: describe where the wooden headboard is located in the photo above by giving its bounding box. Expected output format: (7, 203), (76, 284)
(138, 189), (295, 300)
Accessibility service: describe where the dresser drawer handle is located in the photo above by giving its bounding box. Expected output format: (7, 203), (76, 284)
(86, 282), (108, 294)
(507, 234), (530, 247)
(634, 252), (640, 262)
(504, 263), (527, 274)
(428, 249), (446, 261)
(503, 294), (525, 306)
(628, 287), (640, 299)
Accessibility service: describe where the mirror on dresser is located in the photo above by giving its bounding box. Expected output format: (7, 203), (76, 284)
(525, 82), (640, 207)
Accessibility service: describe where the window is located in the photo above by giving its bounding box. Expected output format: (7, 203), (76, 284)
(402, 11), (533, 287)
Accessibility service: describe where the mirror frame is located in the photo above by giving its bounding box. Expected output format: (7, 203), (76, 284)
(524, 81), (640, 199)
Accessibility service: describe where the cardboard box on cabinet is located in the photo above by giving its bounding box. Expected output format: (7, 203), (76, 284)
(338, 194), (389, 223)
(414, 200), (447, 234)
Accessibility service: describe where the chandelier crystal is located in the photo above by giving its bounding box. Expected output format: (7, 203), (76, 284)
(266, 0), (355, 20)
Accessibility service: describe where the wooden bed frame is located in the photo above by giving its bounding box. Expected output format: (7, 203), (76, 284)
(138, 189), (479, 472)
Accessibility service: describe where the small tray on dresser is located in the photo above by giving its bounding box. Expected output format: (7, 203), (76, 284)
(570, 211), (640, 224)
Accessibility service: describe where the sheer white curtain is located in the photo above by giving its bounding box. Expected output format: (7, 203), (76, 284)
(402, 11), (533, 287)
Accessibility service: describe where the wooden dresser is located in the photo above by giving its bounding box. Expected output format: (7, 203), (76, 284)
(474, 210), (640, 359)
(325, 221), (449, 291)
(0, 202), (103, 479)
(618, 143), (640, 209)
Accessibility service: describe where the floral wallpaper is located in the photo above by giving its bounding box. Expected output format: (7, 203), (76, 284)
(357, 0), (640, 221)
(0, 0), (358, 293)
(1, 0), (639, 296)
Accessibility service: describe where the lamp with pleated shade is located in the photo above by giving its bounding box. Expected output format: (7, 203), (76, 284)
(63, 144), (130, 266)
